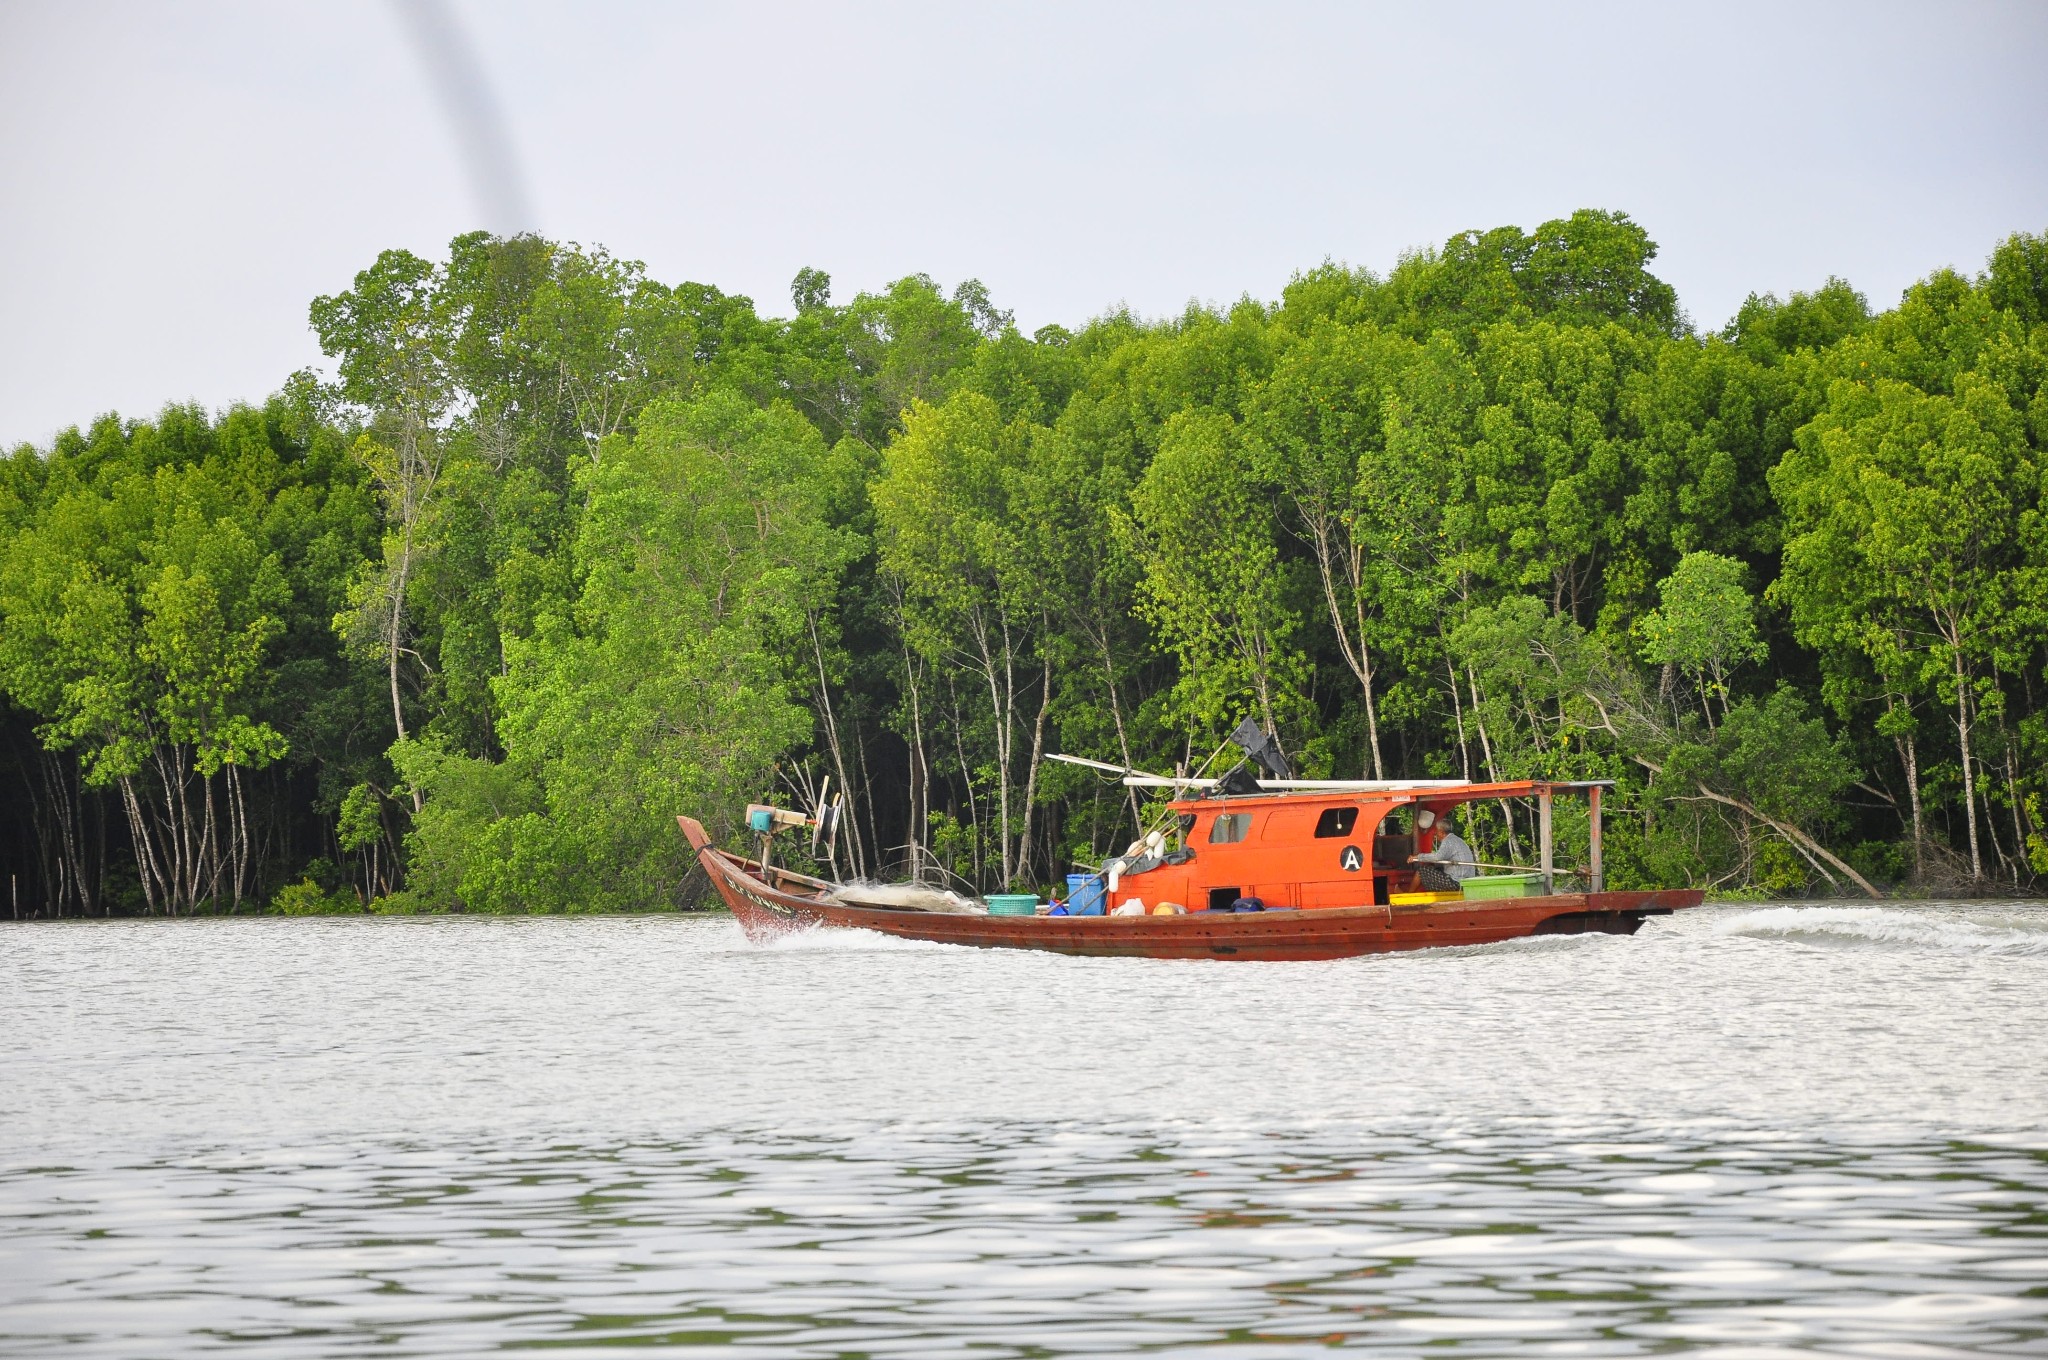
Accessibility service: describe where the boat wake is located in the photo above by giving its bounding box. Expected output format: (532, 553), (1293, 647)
(1711, 905), (2048, 958)
(752, 921), (950, 953)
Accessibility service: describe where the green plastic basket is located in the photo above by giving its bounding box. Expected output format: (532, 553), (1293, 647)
(1460, 872), (1545, 900)
(985, 893), (1040, 916)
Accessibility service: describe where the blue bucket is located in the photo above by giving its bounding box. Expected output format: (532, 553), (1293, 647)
(1065, 873), (1107, 917)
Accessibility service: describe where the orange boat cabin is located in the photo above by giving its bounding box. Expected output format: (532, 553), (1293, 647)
(1099, 780), (1607, 913)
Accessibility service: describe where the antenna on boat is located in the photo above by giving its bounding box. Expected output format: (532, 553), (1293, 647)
(1047, 752), (1173, 780)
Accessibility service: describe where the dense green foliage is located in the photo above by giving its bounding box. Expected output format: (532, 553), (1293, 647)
(4, 211), (2046, 914)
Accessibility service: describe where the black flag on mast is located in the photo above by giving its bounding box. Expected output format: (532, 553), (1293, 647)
(1228, 716), (1293, 780)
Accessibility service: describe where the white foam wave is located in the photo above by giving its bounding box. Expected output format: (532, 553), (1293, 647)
(1712, 906), (2048, 958)
(752, 923), (948, 953)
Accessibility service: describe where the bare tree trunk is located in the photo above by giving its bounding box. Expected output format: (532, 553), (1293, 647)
(947, 677), (982, 888)
(806, 612), (867, 879)
(1466, 663), (1519, 859)
(95, 787), (107, 915)
(16, 743), (58, 914)
(374, 408), (439, 815)
(149, 750), (177, 910)
(2006, 741), (2027, 886)
(1304, 520), (1384, 777)
(971, 609), (1015, 888)
(900, 639), (930, 882)
(1703, 783), (1874, 897)
(1888, 694), (1925, 880)
(56, 753), (90, 913)
(1241, 621), (1283, 755)
(1952, 645), (1982, 881)
(227, 764), (249, 910)
(1095, 631), (1144, 838)
(119, 776), (165, 915)
(1254, 668), (1278, 748)
(176, 748), (200, 909)
(1015, 652), (1054, 886)
(850, 709), (879, 881)
(387, 571), (409, 743)
(25, 763), (55, 915)
(200, 767), (222, 908)
(387, 535), (421, 816)
(1634, 756), (1882, 898)
(1446, 656), (1471, 781)
(1348, 547), (1385, 779)
(20, 746), (97, 916)
(1467, 665), (1501, 784)
(152, 743), (196, 912)
(1982, 777), (2013, 881)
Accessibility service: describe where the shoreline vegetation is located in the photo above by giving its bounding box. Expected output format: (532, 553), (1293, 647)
(3, 210), (2046, 918)
(16, 890), (2036, 922)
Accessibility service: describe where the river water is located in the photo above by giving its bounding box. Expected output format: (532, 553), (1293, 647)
(2, 902), (2045, 1356)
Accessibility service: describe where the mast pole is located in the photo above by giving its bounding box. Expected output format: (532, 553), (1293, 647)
(1588, 785), (1603, 894)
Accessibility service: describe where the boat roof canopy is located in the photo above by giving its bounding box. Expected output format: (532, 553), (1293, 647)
(1157, 778), (1614, 810)
(1043, 756), (1611, 807)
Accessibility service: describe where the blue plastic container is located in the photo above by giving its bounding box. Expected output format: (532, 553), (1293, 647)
(1065, 873), (1107, 917)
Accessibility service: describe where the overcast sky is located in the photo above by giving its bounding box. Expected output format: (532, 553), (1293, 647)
(3, 0), (2045, 449)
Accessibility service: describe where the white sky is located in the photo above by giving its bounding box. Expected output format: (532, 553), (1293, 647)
(3, 0), (2045, 449)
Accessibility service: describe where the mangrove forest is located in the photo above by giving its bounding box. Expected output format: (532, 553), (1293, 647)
(4, 209), (2046, 915)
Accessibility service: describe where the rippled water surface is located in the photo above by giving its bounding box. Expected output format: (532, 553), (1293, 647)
(4, 902), (2046, 1355)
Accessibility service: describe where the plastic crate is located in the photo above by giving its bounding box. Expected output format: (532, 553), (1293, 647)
(1460, 873), (1545, 900)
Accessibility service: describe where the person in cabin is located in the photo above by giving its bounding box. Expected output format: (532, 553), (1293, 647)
(1411, 809), (1477, 889)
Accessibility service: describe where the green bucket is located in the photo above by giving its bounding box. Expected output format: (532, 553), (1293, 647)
(985, 893), (1040, 916)
(1461, 872), (1545, 900)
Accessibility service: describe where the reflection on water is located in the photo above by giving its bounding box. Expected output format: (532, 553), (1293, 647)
(5, 1129), (2045, 1356)
(3, 903), (2046, 1354)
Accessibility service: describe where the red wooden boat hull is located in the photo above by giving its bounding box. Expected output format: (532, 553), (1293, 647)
(678, 817), (1703, 962)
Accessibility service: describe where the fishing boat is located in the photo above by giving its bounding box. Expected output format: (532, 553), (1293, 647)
(678, 727), (1703, 961)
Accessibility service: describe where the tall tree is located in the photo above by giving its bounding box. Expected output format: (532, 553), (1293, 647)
(0, 454), (290, 911)
(1772, 305), (2044, 882)
(873, 392), (1037, 887)
(1123, 410), (1308, 754)
(310, 250), (458, 757)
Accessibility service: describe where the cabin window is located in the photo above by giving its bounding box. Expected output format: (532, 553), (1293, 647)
(1313, 807), (1358, 839)
(1208, 812), (1252, 844)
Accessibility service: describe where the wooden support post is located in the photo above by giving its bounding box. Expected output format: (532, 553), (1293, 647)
(1538, 787), (1554, 895)
(1588, 785), (1603, 895)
